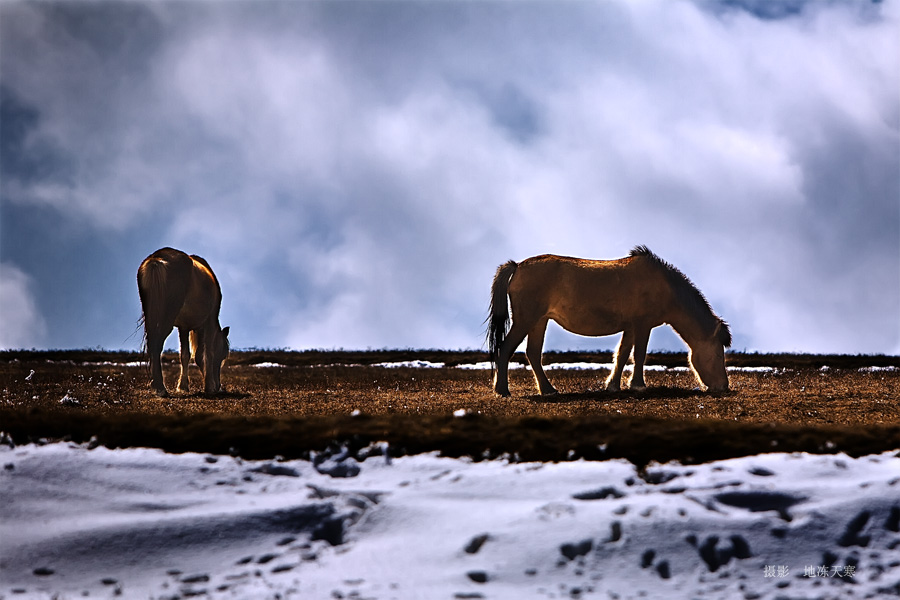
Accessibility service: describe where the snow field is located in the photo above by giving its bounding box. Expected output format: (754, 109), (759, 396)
(1, 442), (898, 599)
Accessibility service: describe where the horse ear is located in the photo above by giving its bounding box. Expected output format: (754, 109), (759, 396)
(223, 326), (230, 338)
(716, 320), (732, 348)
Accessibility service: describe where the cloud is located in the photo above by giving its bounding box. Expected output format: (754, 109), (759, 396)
(0, 262), (47, 349)
(1, 0), (897, 353)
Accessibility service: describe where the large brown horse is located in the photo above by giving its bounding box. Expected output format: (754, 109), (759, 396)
(487, 246), (731, 396)
(137, 247), (230, 396)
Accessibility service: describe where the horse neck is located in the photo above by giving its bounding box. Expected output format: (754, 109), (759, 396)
(197, 307), (222, 333)
(666, 304), (714, 349)
(191, 320), (221, 352)
(206, 317), (222, 335)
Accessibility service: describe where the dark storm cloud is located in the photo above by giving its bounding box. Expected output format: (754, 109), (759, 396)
(710, 0), (886, 21)
(1, 0), (897, 353)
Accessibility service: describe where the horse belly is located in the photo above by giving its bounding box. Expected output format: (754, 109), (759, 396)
(173, 310), (203, 331)
(549, 283), (661, 337)
(550, 309), (628, 338)
(174, 294), (215, 330)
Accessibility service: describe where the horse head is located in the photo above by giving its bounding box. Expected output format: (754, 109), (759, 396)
(195, 326), (230, 394)
(688, 319), (731, 392)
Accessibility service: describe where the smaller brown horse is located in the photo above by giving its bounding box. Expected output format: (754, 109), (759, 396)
(137, 247), (229, 396)
(487, 246), (731, 396)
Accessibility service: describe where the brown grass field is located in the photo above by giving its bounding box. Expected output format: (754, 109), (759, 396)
(1, 349), (898, 468)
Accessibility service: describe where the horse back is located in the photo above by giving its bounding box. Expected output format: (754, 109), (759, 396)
(511, 254), (674, 325)
(514, 254), (661, 294)
(190, 255), (221, 289)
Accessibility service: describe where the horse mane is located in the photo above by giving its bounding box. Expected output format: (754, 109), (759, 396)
(187, 254), (228, 355)
(190, 254), (221, 288)
(629, 245), (732, 346)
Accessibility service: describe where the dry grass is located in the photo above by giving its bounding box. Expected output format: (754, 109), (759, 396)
(1, 350), (898, 467)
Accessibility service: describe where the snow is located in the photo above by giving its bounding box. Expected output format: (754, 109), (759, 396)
(545, 363), (613, 371)
(371, 361), (447, 369)
(444, 363), (775, 373)
(456, 362), (499, 370)
(1, 442), (898, 600)
(245, 361), (883, 374)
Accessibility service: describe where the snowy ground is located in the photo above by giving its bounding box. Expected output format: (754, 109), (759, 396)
(1, 441), (899, 600)
(250, 360), (796, 372)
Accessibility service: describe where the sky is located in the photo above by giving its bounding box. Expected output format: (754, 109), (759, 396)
(1, 0), (898, 354)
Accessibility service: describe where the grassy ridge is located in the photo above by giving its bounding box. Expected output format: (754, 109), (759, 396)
(2, 348), (898, 368)
(1, 350), (897, 466)
(1, 409), (897, 470)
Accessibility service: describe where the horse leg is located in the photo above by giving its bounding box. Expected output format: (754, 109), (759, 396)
(147, 329), (169, 397)
(177, 327), (191, 393)
(493, 321), (529, 397)
(606, 330), (634, 392)
(201, 328), (220, 395)
(526, 319), (557, 395)
(630, 328), (651, 391)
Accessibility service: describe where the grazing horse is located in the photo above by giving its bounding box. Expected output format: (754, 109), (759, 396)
(487, 246), (731, 396)
(137, 247), (230, 396)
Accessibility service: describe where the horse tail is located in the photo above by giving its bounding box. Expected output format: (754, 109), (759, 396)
(137, 251), (190, 352)
(486, 260), (518, 365)
(137, 259), (169, 351)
